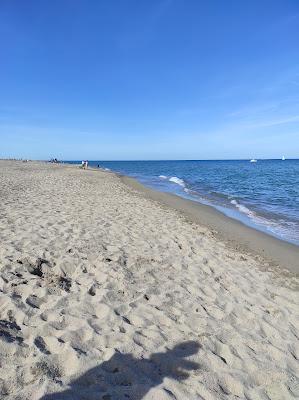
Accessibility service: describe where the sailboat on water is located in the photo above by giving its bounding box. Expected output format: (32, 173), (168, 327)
(282, 156), (286, 161)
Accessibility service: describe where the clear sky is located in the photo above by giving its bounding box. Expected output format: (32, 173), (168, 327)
(0, 0), (299, 160)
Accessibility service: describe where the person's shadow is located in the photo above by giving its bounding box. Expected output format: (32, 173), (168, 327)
(41, 341), (200, 400)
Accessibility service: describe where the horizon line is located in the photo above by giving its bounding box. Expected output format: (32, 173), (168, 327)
(1, 157), (298, 162)
(62, 158), (299, 162)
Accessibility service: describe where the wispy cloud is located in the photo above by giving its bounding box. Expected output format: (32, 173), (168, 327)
(227, 102), (281, 118)
(225, 108), (299, 133)
(243, 115), (299, 129)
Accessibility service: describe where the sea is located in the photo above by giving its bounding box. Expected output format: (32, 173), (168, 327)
(67, 159), (299, 246)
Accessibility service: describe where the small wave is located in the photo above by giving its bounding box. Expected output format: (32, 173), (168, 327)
(169, 176), (185, 187)
(230, 199), (256, 218)
(159, 175), (167, 179)
(104, 168), (110, 171)
(231, 200), (286, 234)
(229, 199), (292, 238)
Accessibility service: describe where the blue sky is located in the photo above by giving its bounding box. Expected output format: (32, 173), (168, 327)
(0, 0), (299, 160)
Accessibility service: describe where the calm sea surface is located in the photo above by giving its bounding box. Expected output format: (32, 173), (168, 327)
(67, 160), (299, 246)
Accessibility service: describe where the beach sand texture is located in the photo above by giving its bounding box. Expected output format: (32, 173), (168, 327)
(0, 161), (298, 400)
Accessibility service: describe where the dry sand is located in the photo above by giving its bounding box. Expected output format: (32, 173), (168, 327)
(0, 160), (298, 400)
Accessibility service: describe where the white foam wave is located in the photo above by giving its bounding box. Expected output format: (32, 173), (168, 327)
(230, 199), (284, 234)
(104, 168), (110, 171)
(169, 176), (185, 187)
(159, 175), (167, 179)
(213, 196), (299, 245)
(230, 199), (255, 218)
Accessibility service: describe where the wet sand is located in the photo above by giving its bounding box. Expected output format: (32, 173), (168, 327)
(0, 160), (298, 400)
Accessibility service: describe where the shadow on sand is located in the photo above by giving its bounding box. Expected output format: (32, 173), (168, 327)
(41, 341), (200, 400)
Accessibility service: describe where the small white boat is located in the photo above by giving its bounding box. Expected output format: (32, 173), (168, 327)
(282, 156), (286, 161)
(250, 159), (257, 163)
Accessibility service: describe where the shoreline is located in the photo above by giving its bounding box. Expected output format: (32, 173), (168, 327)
(120, 174), (299, 275)
(79, 159), (299, 248)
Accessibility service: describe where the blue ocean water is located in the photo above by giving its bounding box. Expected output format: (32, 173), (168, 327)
(68, 160), (299, 246)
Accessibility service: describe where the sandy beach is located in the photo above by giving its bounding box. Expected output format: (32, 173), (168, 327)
(0, 160), (298, 400)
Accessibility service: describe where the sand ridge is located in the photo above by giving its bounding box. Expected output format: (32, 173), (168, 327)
(0, 161), (298, 399)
